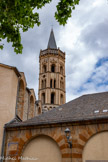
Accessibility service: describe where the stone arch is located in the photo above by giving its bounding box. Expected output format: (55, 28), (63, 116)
(17, 79), (25, 120)
(28, 95), (34, 119)
(20, 134), (64, 162)
(6, 130), (69, 162)
(82, 131), (108, 162)
(70, 128), (108, 162)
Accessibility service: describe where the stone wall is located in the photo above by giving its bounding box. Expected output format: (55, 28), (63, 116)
(4, 121), (108, 162)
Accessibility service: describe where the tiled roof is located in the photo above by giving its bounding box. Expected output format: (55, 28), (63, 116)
(6, 92), (108, 128)
(47, 29), (57, 49)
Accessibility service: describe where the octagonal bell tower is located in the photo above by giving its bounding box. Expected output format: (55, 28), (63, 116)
(38, 29), (66, 112)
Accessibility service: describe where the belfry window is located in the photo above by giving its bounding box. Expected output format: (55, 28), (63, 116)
(42, 79), (46, 88)
(60, 66), (63, 75)
(50, 79), (52, 88)
(54, 79), (56, 88)
(51, 64), (55, 72)
(42, 80), (44, 88)
(51, 93), (55, 104)
(43, 65), (47, 73)
(44, 79), (46, 88)
(60, 94), (63, 105)
(42, 93), (45, 104)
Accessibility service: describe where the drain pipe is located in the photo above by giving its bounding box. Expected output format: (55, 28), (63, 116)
(1, 126), (6, 162)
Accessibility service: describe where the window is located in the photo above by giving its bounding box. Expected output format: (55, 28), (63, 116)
(51, 93), (55, 104)
(50, 79), (52, 88)
(60, 66), (63, 75)
(60, 94), (63, 105)
(60, 80), (64, 89)
(42, 93), (45, 104)
(42, 79), (46, 88)
(42, 80), (44, 88)
(43, 65), (47, 73)
(44, 79), (46, 88)
(51, 64), (55, 72)
(54, 79), (56, 88)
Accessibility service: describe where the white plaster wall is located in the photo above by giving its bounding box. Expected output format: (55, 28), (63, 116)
(83, 131), (108, 162)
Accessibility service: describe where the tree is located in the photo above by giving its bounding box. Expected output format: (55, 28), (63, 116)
(0, 0), (80, 54)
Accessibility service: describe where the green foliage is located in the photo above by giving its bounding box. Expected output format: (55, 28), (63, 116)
(55, 0), (80, 25)
(0, 0), (80, 54)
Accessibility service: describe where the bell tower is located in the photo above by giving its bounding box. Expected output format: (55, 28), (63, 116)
(38, 29), (66, 112)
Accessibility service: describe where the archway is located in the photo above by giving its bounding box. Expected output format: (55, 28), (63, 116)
(21, 135), (62, 162)
(83, 131), (108, 162)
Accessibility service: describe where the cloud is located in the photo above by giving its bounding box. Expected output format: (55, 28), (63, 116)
(0, 0), (108, 103)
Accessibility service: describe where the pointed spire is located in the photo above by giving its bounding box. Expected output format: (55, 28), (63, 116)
(47, 29), (57, 49)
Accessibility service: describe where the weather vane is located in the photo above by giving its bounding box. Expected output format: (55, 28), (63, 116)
(51, 24), (53, 29)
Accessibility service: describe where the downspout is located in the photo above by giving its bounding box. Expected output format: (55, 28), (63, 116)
(1, 126), (6, 162)
(27, 88), (31, 120)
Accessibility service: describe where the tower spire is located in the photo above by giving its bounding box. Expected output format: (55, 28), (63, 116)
(47, 29), (57, 49)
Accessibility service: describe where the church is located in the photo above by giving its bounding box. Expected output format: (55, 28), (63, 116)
(0, 30), (108, 162)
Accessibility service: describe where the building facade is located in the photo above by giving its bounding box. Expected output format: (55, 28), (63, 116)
(3, 92), (108, 162)
(0, 63), (36, 155)
(38, 29), (66, 112)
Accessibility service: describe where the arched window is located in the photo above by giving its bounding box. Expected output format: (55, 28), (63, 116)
(60, 66), (63, 75)
(50, 79), (52, 88)
(54, 79), (56, 88)
(44, 79), (46, 88)
(60, 94), (63, 105)
(42, 93), (45, 104)
(60, 78), (64, 89)
(42, 79), (46, 88)
(51, 93), (55, 104)
(29, 96), (34, 118)
(51, 64), (55, 72)
(60, 81), (62, 89)
(42, 80), (44, 89)
(43, 65), (47, 73)
(17, 79), (24, 120)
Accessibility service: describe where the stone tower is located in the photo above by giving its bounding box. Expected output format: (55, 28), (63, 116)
(38, 29), (66, 112)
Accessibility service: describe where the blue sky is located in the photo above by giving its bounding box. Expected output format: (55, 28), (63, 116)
(0, 0), (108, 102)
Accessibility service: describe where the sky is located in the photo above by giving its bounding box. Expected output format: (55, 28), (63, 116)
(0, 0), (108, 102)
